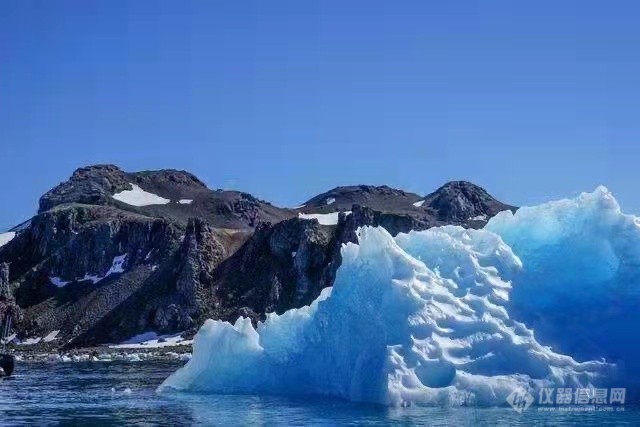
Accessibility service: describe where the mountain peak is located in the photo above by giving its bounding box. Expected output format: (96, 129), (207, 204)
(39, 164), (130, 212)
(132, 169), (208, 190)
(70, 164), (123, 178)
(299, 184), (422, 214)
(38, 164), (293, 228)
(424, 180), (515, 222)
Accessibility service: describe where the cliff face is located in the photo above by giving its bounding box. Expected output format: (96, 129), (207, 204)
(0, 165), (516, 348)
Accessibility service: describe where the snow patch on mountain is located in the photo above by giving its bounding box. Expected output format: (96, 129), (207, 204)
(112, 184), (170, 206)
(50, 277), (70, 288)
(107, 254), (127, 274)
(43, 330), (60, 342)
(178, 199), (193, 204)
(110, 332), (192, 349)
(19, 336), (42, 345)
(55, 254), (128, 286)
(298, 211), (351, 225)
(412, 200), (425, 207)
(0, 232), (16, 248)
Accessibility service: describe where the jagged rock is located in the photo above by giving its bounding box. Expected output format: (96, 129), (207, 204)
(341, 204), (434, 240)
(423, 180), (516, 224)
(212, 218), (338, 317)
(0, 263), (9, 297)
(39, 165), (130, 213)
(174, 218), (227, 321)
(152, 304), (193, 331)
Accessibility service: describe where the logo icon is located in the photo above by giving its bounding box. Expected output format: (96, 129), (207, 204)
(506, 388), (535, 413)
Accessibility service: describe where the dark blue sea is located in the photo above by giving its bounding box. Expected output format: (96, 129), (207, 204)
(0, 361), (638, 425)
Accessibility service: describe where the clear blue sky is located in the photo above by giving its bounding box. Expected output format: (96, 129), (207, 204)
(1, 1), (639, 230)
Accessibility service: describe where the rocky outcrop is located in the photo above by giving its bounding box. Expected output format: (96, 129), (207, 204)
(341, 205), (434, 239)
(0, 204), (185, 345)
(172, 218), (227, 325)
(0, 263), (9, 297)
(211, 217), (340, 320)
(38, 165), (130, 213)
(422, 181), (516, 224)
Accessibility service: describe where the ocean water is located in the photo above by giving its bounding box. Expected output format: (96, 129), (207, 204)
(0, 361), (638, 426)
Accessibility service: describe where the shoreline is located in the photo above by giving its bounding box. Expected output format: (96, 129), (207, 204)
(4, 343), (193, 363)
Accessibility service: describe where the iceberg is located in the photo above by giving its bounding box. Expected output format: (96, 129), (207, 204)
(159, 187), (636, 405)
(485, 186), (640, 379)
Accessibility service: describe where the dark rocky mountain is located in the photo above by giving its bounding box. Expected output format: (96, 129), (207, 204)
(297, 181), (516, 229)
(298, 185), (423, 214)
(40, 164), (293, 229)
(422, 181), (516, 225)
(0, 165), (516, 349)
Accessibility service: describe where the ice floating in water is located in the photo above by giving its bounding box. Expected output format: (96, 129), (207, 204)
(485, 186), (640, 379)
(159, 188), (634, 405)
(50, 351), (190, 363)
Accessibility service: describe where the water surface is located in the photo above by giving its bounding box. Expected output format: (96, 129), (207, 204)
(0, 361), (637, 425)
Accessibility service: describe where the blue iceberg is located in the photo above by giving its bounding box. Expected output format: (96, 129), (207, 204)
(485, 186), (640, 379)
(158, 187), (640, 405)
(160, 187), (640, 405)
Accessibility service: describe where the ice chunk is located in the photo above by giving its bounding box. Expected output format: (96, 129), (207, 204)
(112, 184), (170, 206)
(159, 226), (609, 406)
(485, 186), (640, 377)
(298, 211), (351, 226)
